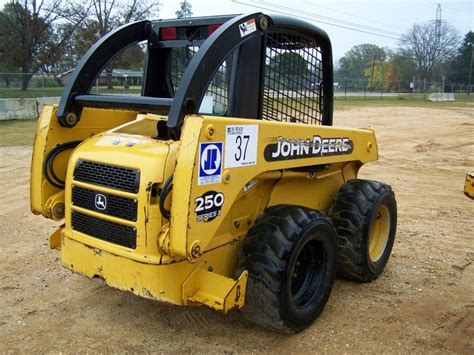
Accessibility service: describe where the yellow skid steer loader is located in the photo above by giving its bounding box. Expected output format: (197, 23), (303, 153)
(30, 13), (397, 333)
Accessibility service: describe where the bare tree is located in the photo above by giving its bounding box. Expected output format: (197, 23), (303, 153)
(0, 0), (87, 90)
(176, 0), (192, 19)
(400, 21), (460, 81)
(73, 0), (160, 88)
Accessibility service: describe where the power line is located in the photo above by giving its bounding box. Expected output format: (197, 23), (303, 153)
(265, 1), (401, 36)
(232, 0), (401, 40)
(301, 0), (406, 31)
(253, 0), (402, 36)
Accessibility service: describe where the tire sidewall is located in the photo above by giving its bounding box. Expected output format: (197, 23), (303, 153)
(281, 220), (337, 329)
(364, 190), (397, 276)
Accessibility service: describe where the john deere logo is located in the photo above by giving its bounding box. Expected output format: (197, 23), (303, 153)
(95, 193), (107, 210)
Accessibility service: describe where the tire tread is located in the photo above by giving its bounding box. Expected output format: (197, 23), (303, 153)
(329, 179), (395, 282)
(236, 205), (333, 333)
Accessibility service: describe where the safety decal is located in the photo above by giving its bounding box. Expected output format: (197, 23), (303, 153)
(239, 18), (256, 37)
(195, 191), (225, 222)
(198, 142), (223, 185)
(224, 125), (258, 168)
(264, 136), (353, 162)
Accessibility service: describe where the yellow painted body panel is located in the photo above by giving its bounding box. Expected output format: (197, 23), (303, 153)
(32, 109), (379, 311)
(465, 173), (474, 199)
(64, 122), (174, 263)
(30, 105), (138, 218)
(170, 115), (378, 260)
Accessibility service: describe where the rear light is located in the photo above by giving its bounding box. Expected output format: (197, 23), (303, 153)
(208, 24), (221, 36)
(162, 27), (177, 40)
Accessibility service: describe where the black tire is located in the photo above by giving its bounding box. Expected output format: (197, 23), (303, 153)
(235, 205), (337, 333)
(329, 179), (397, 282)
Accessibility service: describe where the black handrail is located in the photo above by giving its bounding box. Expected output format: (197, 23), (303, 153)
(57, 20), (151, 127)
(74, 95), (173, 112)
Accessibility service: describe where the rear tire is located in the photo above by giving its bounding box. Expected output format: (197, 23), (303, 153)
(236, 205), (337, 333)
(329, 179), (397, 282)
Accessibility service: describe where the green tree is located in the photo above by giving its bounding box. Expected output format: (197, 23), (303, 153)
(337, 44), (386, 89)
(271, 52), (309, 76)
(446, 31), (473, 86)
(49, 23), (81, 73)
(0, 0), (85, 90)
(267, 52), (310, 90)
(176, 0), (193, 19)
(364, 60), (397, 90)
(390, 49), (416, 88)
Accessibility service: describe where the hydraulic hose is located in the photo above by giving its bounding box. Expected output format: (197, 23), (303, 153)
(43, 141), (82, 188)
(159, 174), (173, 220)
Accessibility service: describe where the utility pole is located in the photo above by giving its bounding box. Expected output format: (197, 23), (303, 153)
(369, 52), (377, 92)
(435, 4), (442, 47)
(435, 4), (443, 91)
(468, 45), (473, 95)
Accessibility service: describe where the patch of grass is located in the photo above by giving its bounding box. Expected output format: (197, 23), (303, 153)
(0, 119), (37, 147)
(334, 94), (474, 109)
(0, 87), (63, 98)
(0, 86), (142, 98)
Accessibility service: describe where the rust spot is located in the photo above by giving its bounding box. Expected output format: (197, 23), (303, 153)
(146, 181), (153, 192)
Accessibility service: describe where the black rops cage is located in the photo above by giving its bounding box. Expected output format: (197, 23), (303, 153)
(57, 13), (333, 140)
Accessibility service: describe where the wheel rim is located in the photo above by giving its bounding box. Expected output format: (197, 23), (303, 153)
(368, 204), (391, 262)
(290, 239), (325, 310)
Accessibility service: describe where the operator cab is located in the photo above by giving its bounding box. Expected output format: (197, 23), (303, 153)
(57, 13), (333, 139)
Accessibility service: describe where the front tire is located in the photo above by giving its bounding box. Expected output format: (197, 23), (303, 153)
(236, 205), (337, 333)
(329, 179), (397, 282)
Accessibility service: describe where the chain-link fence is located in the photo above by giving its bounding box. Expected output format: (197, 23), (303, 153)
(1, 72), (473, 121)
(0, 72), (143, 99)
(1, 72), (472, 99)
(334, 78), (473, 100)
(0, 71), (145, 120)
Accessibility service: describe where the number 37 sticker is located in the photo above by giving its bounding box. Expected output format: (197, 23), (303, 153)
(224, 125), (258, 168)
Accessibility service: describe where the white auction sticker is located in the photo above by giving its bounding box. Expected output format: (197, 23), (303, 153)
(225, 125), (258, 168)
(239, 18), (257, 37)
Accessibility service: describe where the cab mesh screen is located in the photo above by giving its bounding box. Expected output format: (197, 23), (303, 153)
(262, 32), (324, 125)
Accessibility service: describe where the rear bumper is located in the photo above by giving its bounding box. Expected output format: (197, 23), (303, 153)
(60, 233), (248, 312)
(61, 234), (196, 305)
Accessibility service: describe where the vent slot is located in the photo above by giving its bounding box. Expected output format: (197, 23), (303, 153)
(72, 186), (137, 221)
(71, 211), (137, 249)
(74, 160), (140, 193)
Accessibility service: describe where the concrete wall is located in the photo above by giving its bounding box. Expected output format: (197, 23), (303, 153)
(427, 93), (455, 102)
(0, 97), (60, 121)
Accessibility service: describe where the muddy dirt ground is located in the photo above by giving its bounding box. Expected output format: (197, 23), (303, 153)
(1, 106), (473, 353)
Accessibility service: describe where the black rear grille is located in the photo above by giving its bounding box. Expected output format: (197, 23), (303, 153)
(72, 186), (137, 221)
(71, 211), (136, 249)
(74, 160), (140, 193)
